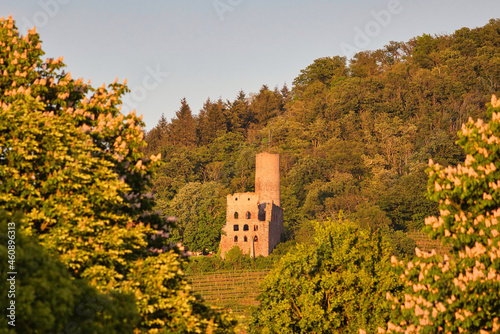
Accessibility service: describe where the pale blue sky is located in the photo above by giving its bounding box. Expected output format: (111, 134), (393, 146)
(2, 0), (500, 129)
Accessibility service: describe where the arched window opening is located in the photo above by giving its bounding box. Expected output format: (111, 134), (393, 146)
(233, 225), (239, 231)
(253, 236), (258, 242)
(243, 224), (249, 231)
(254, 225), (258, 231)
(234, 236), (238, 242)
(245, 211), (251, 219)
(234, 212), (239, 219)
(244, 236), (248, 242)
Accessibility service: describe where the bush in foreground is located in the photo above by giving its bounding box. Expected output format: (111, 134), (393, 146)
(0, 210), (139, 334)
(250, 217), (403, 333)
(384, 96), (500, 333)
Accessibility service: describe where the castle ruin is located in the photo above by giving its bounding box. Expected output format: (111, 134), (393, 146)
(220, 152), (284, 258)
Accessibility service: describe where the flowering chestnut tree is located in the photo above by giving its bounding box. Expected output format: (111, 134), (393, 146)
(385, 95), (500, 333)
(0, 16), (236, 333)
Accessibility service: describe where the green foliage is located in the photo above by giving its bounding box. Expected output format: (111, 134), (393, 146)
(184, 250), (276, 274)
(169, 98), (197, 147)
(293, 56), (347, 89)
(353, 202), (392, 231)
(0, 17), (163, 288)
(224, 245), (252, 270)
(143, 19), (500, 330)
(0, 16), (236, 333)
(377, 171), (438, 231)
(380, 227), (417, 261)
(250, 218), (403, 334)
(163, 182), (227, 252)
(249, 85), (287, 126)
(385, 97), (500, 333)
(0, 95), (151, 287)
(0, 210), (139, 334)
(123, 251), (238, 334)
(185, 255), (224, 274)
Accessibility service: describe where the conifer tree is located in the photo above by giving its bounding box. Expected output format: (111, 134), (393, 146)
(196, 98), (228, 145)
(249, 85), (285, 126)
(226, 90), (254, 133)
(170, 98), (197, 147)
(145, 113), (169, 155)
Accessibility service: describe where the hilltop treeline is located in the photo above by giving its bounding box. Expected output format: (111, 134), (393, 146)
(146, 19), (500, 255)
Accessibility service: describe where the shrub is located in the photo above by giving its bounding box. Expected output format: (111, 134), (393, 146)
(250, 217), (403, 333)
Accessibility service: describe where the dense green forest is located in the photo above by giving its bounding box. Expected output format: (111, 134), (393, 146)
(146, 19), (500, 257)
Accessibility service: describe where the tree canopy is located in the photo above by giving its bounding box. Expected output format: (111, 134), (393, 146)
(250, 217), (403, 333)
(4, 12), (500, 333)
(384, 96), (500, 333)
(0, 210), (139, 334)
(0, 15), (236, 333)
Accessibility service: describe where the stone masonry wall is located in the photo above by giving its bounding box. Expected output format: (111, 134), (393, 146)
(255, 152), (280, 206)
(220, 153), (283, 258)
(221, 193), (270, 258)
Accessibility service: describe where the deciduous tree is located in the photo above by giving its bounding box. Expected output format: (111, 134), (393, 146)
(250, 217), (402, 334)
(0, 210), (139, 334)
(0, 16), (236, 333)
(385, 96), (500, 333)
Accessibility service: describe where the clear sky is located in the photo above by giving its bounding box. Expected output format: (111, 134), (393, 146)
(2, 0), (500, 129)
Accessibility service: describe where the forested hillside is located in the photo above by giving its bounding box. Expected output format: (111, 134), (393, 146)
(145, 19), (500, 255)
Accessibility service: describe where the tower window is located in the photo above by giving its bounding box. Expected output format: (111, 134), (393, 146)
(234, 236), (238, 242)
(234, 212), (239, 219)
(244, 236), (248, 242)
(245, 211), (251, 219)
(254, 225), (258, 231)
(243, 224), (249, 231)
(253, 236), (258, 242)
(233, 225), (239, 231)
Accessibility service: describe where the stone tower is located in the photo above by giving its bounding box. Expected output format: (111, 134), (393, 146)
(220, 153), (283, 258)
(255, 152), (280, 206)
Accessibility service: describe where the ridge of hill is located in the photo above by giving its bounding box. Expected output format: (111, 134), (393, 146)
(146, 19), (500, 258)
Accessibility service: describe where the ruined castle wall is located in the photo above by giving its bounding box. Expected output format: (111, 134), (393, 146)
(220, 153), (283, 258)
(220, 193), (269, 258)
(268, 204), (284, 253)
